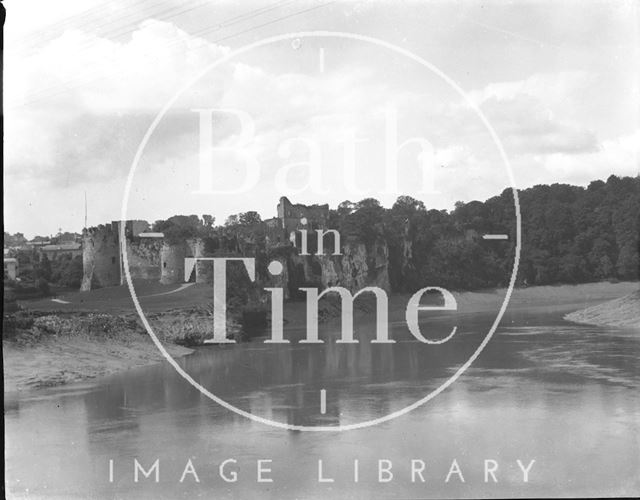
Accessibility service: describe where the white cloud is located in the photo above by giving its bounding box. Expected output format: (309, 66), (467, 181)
(468, 71), (593, 106)
(6, 20), (229, 112)
(539, 130), (640, 183)
(4, 14), (637, 237)
(457, 72), (600, 157)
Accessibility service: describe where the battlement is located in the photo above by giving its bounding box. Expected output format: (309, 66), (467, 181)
(83, 220), (150, 238)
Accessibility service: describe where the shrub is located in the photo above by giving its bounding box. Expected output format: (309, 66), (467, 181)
(36, 278), (50, 296)
(2, 312), (35, 339)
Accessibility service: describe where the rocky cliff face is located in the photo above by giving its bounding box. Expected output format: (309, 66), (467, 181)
(82, 222), (395, 297)
(318, 238), (390, 292)
(274, 237), (390, 297)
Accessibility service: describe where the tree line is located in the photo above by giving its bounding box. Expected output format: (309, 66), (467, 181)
(149, 175), (638, 292)
(8, 175), (634, 294)
(329, 175), (639, 291)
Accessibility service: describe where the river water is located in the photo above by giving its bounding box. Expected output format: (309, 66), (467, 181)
(5, 303), (640, 499)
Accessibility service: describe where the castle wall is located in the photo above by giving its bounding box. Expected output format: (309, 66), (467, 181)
(187, 238), (210, 283)
(80, 198), (382, 295)
(80, 224), (121, 291)
(160, 242), (187, 285)
(124, 220), (150, 238)
(277, 196), (329, 236)
(125, 238), (163, 281)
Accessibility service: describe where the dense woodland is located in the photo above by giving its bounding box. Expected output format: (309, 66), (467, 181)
(369, 174), (639, 291)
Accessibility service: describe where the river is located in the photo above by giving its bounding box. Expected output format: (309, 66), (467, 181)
(5, 302), (640, 499)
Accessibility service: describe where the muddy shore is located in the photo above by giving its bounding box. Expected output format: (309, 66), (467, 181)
(4, 281), (637, 393)
(564, 289), (640, 328)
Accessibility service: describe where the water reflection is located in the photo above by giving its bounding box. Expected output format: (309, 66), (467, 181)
(5, 312), (640, 499)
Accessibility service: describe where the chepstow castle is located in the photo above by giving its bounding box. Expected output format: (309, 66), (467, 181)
(81, 197), (394, 297)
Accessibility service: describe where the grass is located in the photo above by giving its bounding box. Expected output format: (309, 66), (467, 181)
(19, 280), (214, 314)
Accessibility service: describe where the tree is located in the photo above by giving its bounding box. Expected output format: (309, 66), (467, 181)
(238, 211), (262, 226)
(202, 214), (215, 228)
(50, 254), (84, 288)
(340, 198), (385, 245)
(225, 214), (239, 227)
(153, 215), (204, 244)
(355, 198), (381, 210)
(391, 195), (426, 220)
(616, 242), (639, 280)
(4, 232), (27, 248)
(38, 254), (52, 282)
(336, 200), (355, 217)
(55, 231), (78, 243)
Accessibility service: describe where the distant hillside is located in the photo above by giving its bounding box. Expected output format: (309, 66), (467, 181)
(564, 289), (640, 328)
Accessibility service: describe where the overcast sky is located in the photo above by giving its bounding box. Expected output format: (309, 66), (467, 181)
(4, 0), (639, 238)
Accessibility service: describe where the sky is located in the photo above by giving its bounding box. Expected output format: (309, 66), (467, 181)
(4, 0), (639, 238)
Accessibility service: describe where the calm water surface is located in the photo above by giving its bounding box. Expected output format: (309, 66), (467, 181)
(5, 306), (640, 499)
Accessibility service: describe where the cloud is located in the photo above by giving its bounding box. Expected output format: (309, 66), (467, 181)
(538, 129), (640, 183)
(480, 95), (598, 155)
(467, 71), (593, 106)
(5, 16), (636, 237)
(457, 72), (600, 156)
(6, 20), (229, 112)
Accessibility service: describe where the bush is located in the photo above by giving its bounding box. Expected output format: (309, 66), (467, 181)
(3, 286), (20, 313)
(2, 312), (35, 339)
(50, 254), (84, 288)
(36, 278), (50, 296)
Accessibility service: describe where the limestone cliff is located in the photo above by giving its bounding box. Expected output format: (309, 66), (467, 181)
(271, 237), (390, 298)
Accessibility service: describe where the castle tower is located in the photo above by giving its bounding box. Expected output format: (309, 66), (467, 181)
(80, 223), (121, 291)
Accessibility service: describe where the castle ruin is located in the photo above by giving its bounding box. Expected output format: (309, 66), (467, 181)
(80, 220), (164, 291)
(80, 197), (332, 291)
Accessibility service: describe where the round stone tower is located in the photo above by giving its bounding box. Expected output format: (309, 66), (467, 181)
(80, 223), (121, 291)
(160, 242), (186, 285)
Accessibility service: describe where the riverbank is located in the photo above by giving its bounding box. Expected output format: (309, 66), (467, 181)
(564, 289), (640, 328)
(4, 281), (637, 393)
(3, 334), (192, 393)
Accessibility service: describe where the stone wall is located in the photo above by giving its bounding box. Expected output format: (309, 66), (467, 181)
(80, 199), (394, 295)
(125, 238), (163, 281)
(80, 224), (121, 291)
(189, 238), (210, 283)
(160, 242), (187, 285)
(277, 196), (329, 236)
(160, 238), (214, 284)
